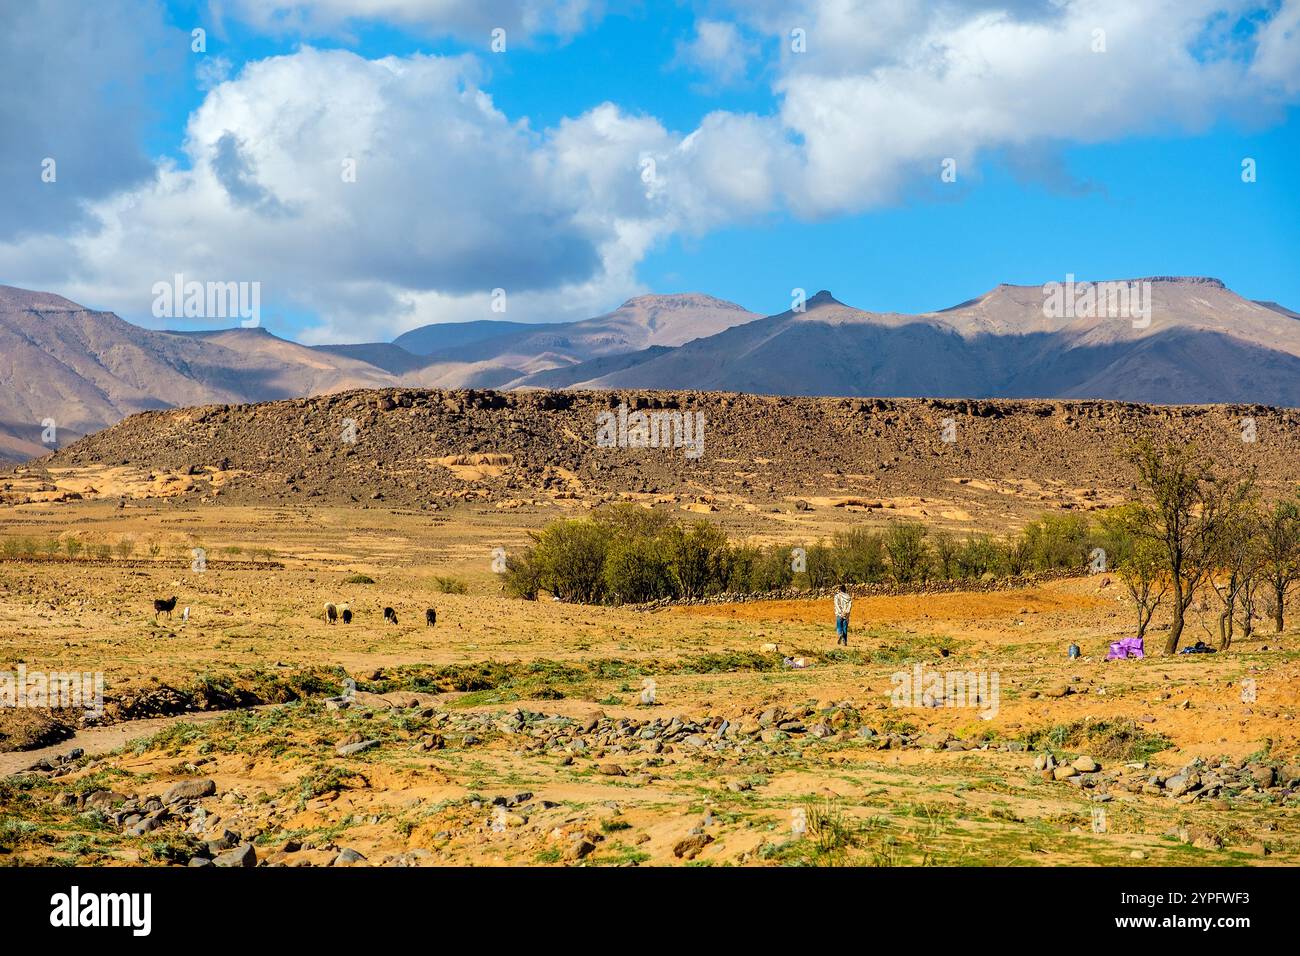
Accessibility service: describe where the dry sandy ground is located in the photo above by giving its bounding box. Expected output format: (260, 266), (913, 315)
(0, 500), (1296, 867)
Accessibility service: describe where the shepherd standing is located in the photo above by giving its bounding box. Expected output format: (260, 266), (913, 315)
(834, 584), (853, 646)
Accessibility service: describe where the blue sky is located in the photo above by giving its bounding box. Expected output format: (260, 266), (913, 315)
(1, 0), (1296, 340)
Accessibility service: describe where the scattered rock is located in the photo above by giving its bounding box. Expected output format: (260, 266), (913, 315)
(213, 843), (257, 867)
(336, 738), (381, 757)
(163, 778), (216, 804)
(672, 833), (713, 860)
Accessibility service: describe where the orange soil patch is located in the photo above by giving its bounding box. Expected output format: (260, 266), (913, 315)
(668, 581), (1107, 625)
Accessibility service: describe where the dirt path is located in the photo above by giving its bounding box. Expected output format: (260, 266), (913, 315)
(0, 708), (246, 777)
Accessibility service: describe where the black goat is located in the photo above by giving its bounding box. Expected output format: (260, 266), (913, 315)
(384, 606), (398, 625)
(154, 596), (177, 620)
(426, 608), (436, 627)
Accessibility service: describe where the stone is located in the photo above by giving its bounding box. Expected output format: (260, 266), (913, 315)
(213, 843), (257, 867)
(163, 778), (216, 804)
(1190, 830), (1222, 851)
(1072, 756), (1099, 773)
(1249, 765), (1276, 789)
(334, 848), (367, 865)
(597, 763), (625, 776)
(126, 811), (166, 837)
(84, 790), (128, 810)
(566, 838), (596, 860)
(1053, 766), (1077, 781)
(335, 739), (380, 757)
(672, 833), (713, 860)
(207, 829), (240, 852)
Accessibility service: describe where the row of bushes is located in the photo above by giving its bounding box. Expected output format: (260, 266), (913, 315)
(0, 536), (276, 562)
(504, 505), (1104, 605)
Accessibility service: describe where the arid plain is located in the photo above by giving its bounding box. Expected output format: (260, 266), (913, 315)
(1, 484), (1297, 867)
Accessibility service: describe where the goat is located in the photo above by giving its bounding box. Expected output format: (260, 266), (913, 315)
(153, 596), (177, 620)
(425, 607), (436, 627)
(384, 606), (398, 625)
(341, 608), (352, 624)
(324, 602), (338, 625)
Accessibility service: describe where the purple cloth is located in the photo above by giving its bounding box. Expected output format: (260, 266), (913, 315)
(1106, 637), (1145, 660)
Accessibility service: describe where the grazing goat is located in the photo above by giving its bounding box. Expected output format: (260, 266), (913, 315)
(341, 608), (352, 624)
(384, 606), (398, 625)
(324, 602), (338, 625)
(153, 596), (177, 620)
(426, 607), (436, 627)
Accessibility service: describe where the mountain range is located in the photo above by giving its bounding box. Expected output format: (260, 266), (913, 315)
(1, 276), (1297, 463)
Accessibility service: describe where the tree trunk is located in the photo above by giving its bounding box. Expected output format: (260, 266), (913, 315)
(1276, 581), (1286, 633)
(1165, 601), (1185, 655)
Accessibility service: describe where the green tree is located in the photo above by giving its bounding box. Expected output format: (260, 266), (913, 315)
(802, 542), (837, 589)
(831, 528), (886, 584)
(1258, 496), (1300, 633)
(1126, 439), (1254, 654)
(751, 545), (796, 592)
(1022, 513), (1091, 570)
(932, 531), (959, 579)
(664, 521), (730, 599)
(604, 535), (675, 603)
(503, 548), (543, 600)
(1099, 505), (1167, 641)
(956, 534), (999, 579)
(1210, 507), (1262, 649)
(884, 522), (929, 583)
(531, 520), (612, 603)
(592, 503), (675, 540)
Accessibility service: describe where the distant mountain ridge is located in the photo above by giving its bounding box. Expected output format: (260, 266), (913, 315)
(0, 286), (758, 462)
(542, 278), (1300, 405)
(2, 276), (1298, 464)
